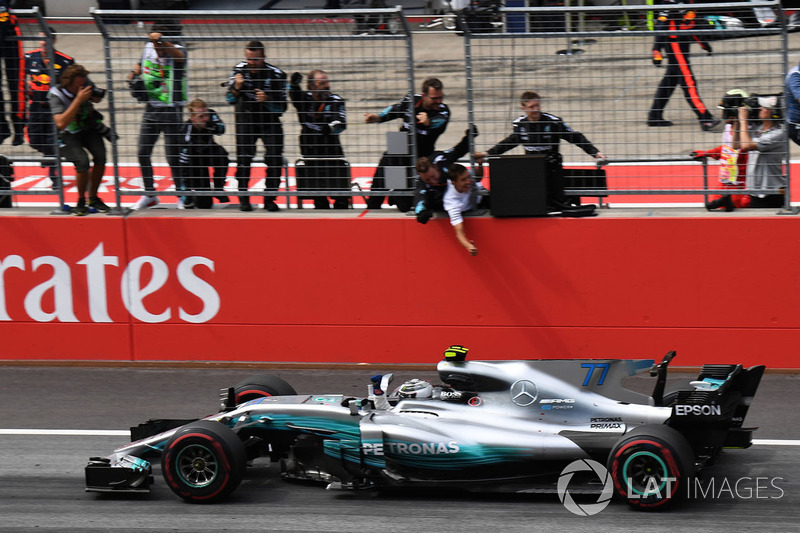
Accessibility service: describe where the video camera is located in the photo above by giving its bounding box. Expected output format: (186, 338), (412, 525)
(745, 93), (783, 121)
(718, 89), (783, 121)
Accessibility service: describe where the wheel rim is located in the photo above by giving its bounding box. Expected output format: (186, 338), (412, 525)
(622, 450), (669, 497)
(175, 444), (218, 488)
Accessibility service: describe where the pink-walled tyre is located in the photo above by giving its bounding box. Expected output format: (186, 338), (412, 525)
(233, 374), (296, 405)
(607, 425), (694, 510)
(162, 420), (246, 503)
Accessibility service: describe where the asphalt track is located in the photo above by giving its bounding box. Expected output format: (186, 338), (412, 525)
(1, 366), (798, 532)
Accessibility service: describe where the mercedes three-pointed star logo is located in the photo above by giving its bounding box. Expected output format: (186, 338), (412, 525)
(510, 380), (538, 406)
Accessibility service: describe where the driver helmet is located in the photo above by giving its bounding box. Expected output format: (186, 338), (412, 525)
(393, 378), (434, 399)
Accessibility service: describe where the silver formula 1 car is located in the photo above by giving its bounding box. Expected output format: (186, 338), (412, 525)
(85, 347), (764, 509)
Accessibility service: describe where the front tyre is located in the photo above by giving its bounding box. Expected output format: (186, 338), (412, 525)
(162, 420), (246, 503)
(233, 374), (297, 405)
(607, 425), (694, 510)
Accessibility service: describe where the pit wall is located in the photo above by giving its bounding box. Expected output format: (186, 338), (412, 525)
(1, 214), (798, 369)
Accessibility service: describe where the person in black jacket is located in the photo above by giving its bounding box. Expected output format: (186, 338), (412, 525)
(364, 77), (450, 211)
(0, 1), (24, 146)
(225, 40), (287, 212)
(413, 126), (478, 224)
(25, 29), (74, 188)
(289, 69), (348, 209)
(647, 6), (719, 131)
(175, 98), (230, 209)
(474, 91), (604, 211)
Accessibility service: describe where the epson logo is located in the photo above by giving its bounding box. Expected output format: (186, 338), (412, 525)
(675, 404), (722, 416)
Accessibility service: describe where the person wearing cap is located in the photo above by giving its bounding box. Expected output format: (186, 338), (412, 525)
(785, 60), (800, 146)
(735, 96), (786, 208)
(646, 5), (720, 132)
(692, 89), (750, 212)
(24, 28), (74, 189)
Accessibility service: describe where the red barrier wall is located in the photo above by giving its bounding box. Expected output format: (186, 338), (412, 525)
(1, 214), (799, 368)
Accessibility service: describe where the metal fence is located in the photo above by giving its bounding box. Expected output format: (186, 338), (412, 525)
(90, 7), (415, 210)
(0, 3), (796, 212)
(464, 2), (791, 208)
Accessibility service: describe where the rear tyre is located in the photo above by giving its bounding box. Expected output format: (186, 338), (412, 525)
(162, 420), (246, 503)
(607, 425), (694, 510)
(233, 374), (297, 404)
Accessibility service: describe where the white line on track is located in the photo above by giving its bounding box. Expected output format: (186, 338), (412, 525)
(0, 430), (799, 446)
(0, 429), (129, 436)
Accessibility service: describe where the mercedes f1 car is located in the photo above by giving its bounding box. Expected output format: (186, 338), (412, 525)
(85, 347), (764, 509)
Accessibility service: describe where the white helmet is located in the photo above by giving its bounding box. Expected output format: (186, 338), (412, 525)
(394, 378), (434, 399)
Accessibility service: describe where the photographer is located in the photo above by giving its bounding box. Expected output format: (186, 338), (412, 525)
(127, 21), (187, 209)
(225, 40), (287, 212)
(693, 89), (750, 212)
(175, 98), (229, 210)
(735, 95), (786, 208)
(49, 64), (109, 216)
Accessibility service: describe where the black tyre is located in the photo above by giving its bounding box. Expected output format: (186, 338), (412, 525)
(233, 374), (297, 404)
(607, 425), (694, 510)
(161, 420), (246, 503)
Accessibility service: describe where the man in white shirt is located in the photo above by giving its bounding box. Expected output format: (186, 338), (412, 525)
(443, 163), (488, 256)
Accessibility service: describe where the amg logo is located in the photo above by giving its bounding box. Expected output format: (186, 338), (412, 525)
(540, 398), (575, 404)
(675, 404), (722, 416)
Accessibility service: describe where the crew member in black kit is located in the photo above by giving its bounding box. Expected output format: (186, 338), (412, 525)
(0, 1), (25, 146)
(364, 77), (450, 211)
(474, 91), (605, 213)
(175, 98), (229, 210)
(226, 40), (287, 212)
(289, 69), (348, 209)
(413, 126), (477, 224)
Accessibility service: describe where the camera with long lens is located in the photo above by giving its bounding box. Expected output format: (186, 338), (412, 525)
(91, 86), (107, 99)
(718, 89), (748, 120)
(745, 93), (783, 121)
